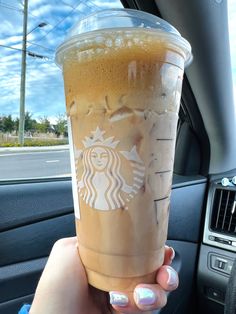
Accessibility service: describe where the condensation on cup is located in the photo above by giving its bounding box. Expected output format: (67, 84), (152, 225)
(56, 9), (192, 291)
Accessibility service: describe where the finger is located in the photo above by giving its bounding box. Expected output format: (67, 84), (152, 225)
(156, 265), (179, 291)
(164, 245), (175, 266)
(109, 284), (167, 313)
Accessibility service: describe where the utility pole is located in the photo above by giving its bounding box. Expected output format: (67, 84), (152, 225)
(18, 0), (28, 146)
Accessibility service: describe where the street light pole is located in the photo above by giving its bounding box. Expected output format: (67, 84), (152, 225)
(18, 3), (47, 146)
(27, 22), (47, 35)
(18, 0), (28, 146)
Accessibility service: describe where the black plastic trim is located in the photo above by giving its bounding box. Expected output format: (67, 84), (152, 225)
(0, 214), (75, 266)
(0, 294), (34, 314)
(0, 180), (73, 232)
(0, 257), (46, 303)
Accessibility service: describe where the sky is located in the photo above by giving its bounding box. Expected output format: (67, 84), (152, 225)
(0, 0), (123, 122)
(0, 0), (235, 122)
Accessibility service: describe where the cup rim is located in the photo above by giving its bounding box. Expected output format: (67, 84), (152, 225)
(55, 8), (192, 68)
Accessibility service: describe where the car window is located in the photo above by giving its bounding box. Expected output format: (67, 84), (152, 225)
(0, 0), (123, 181)
(1, 0), (234, 182)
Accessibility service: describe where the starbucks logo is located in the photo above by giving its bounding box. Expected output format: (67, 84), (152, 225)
(75, 127), (145, 211)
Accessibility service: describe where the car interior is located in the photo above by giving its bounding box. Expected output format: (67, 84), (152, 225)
(0, 0), (236, 314)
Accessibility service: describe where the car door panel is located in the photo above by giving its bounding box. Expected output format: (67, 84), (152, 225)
(0, 295), (34, 314)
(0, 214), (75, 266)
(1, 257), (46, 303)
(0, 180), (74, 232)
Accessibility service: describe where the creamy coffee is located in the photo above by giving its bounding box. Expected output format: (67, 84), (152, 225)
(58, 25), (189, 291)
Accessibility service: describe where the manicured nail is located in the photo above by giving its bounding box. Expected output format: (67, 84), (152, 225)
(170, 247), (175, 261)
(109, 292), (129, 307)
(134, 287), (156, 306)
(166, 266), (178, 287)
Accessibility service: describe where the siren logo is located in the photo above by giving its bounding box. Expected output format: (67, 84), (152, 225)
(75, 127), (145, 211)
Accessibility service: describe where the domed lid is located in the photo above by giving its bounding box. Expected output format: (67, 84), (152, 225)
(56, 9), (192, 67)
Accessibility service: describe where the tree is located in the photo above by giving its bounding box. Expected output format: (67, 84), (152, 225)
(0, 116), (3, 132)
(36, 116), (51, 133)
(2, 115), (15, 133)
(24, 112), (37, 133)
(53, 114), (68, 138)
(13, 112), (37, 134)
(14, 117), (19, 133)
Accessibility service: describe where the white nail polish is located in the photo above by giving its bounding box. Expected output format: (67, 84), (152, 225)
(166, 266), (178, 287)
(170, 247), (175, 260)
(134, 287), (156, 306)
(109, 292), (129, 307)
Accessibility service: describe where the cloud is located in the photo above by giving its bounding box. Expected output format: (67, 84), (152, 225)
(0, 35), (23, 46)
(30, 4), (53, 17)
(92, 0), (123, 9)
(1, 19), (21, 36)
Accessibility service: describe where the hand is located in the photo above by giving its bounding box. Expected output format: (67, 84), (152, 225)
(30, 237), (178, 314)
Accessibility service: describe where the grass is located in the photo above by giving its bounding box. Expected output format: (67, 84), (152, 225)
(0, 138), (68, 147)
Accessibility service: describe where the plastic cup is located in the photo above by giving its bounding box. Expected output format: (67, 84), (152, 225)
(56, 8), (191, 291)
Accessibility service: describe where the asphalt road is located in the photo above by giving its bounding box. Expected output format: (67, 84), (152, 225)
(0, 149), (71, 180)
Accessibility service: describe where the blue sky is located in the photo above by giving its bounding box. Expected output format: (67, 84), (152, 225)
(0, 0), (122, 121)
(0, 0), (235, 121)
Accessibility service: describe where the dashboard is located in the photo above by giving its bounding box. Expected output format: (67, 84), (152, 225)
(199, 174), (236, 313)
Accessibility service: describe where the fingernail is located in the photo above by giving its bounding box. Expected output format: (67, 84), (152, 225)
(166, 266), (178, 287)
(109, 292), (129, 307)
(134, 287), (156, 306)
(170, 247), (175, 261)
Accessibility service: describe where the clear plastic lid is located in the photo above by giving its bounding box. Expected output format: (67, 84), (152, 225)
(56, 9), (192, 66)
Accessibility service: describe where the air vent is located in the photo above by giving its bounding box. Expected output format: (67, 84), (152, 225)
(211, 188), (236, 235)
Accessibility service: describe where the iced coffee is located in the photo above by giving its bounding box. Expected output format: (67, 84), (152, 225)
(56, 9), (191, 291)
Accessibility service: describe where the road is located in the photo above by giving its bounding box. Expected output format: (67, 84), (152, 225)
(0, 148), (71, 180)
